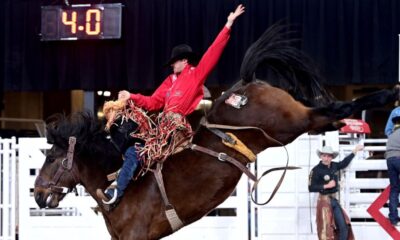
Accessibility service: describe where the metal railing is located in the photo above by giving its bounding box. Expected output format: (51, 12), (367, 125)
(0, 118), (46, 137)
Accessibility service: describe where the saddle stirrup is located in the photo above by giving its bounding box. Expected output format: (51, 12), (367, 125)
(102, 189), (118, 204)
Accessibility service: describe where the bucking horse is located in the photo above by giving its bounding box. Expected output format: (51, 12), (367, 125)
(33, 24), (399, 239)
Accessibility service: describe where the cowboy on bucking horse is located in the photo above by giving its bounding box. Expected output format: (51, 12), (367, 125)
(96, 4), (245, 209)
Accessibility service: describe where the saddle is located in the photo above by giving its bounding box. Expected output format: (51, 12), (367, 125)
(134, 124), (192, 179)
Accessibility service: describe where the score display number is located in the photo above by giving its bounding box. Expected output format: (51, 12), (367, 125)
(41, 3), (122, 41)
(62, 9), (101, 36)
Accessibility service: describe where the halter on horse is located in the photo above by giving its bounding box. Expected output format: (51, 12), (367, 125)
(33, 24), (400, 240)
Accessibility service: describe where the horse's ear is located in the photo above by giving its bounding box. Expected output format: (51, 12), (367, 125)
(45, 126), (62, 146)
(44, 113), (74, 148)
(46, 131), (54, 144)
(45, 121), (57, 144)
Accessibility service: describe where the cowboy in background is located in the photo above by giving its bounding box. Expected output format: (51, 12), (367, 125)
(385, 115), (400, 226)
(97, 4), (245, 208)
(308, 145), (364, 240)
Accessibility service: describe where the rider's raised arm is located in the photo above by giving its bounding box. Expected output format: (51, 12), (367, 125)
(193, 5), (245, 85)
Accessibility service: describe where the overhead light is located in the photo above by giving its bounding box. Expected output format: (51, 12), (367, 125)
(97, 111), (104, 118)
(103, 91), (111, 97)
(97, 91), (103, 96)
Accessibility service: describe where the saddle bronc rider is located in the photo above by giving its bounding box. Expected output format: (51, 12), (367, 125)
(98, 4), (245, 209)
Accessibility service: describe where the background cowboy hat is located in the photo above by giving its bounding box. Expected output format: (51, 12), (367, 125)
(316, 146), (339, 158)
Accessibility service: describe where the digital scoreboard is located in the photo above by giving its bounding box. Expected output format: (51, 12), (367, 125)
(41, 3), (122, 41)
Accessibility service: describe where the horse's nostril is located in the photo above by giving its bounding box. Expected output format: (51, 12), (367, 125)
(34, 191), (47, 208)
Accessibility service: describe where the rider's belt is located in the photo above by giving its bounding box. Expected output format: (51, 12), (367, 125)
(318, 193), (337, 200)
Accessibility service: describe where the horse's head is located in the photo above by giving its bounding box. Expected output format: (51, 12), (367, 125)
(34, 137), (80, 208)
(34, 111), (119, 208)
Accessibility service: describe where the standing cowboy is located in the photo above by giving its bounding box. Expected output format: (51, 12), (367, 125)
(97, 4), (245, 208)
(385, 115), (400, 226)
(308, 145), (363, 240)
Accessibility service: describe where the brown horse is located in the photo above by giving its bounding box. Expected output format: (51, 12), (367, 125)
(33, 24), (400, 240)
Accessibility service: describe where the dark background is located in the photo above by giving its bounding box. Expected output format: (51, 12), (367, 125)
(2, 0), (400, 92)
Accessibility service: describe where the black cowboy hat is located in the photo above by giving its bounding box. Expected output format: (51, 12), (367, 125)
(164, 44), (200, 66)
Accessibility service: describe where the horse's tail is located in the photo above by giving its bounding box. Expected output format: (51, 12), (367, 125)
(239, 21), (336, 107)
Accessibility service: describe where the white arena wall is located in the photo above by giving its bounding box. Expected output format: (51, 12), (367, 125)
(0, 132), (395, 239)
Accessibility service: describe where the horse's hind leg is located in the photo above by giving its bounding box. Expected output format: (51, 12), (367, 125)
(351, 87), (399, 113)
(308, 120), (346, 135)
(318, 87), (398, 119)
(309, 86), (399, 134)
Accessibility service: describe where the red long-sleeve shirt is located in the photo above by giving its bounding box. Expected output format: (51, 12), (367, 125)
(130, 26), (231, 116)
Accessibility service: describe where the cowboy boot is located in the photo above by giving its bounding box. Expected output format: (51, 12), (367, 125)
(96, 181), (121, 210)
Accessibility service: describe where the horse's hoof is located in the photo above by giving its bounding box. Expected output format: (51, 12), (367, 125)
(332, 121), (346, 129)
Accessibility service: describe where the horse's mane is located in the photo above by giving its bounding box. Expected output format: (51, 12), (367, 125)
(46, 111), (114, 159)
(240, 22), (336, 107)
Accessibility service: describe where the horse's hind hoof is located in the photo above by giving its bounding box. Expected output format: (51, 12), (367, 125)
(332, 120), (346, 129)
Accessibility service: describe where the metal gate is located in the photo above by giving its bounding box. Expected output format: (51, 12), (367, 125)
(0, 138), (17, 240)
(164, 175), (248, 240)
(2, 133), (394, 239)
(18, 138), (109, 240)
(250, 132), (339, 240)
(251, 132), (394, 239)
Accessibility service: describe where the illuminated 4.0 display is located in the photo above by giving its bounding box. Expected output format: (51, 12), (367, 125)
(41, 4), (122, 41)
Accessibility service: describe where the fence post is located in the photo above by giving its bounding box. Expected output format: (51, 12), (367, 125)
(0, 137), (17, 240)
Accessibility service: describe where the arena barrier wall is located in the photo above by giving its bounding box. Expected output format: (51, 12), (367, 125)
(13, 137), (248, 240)
(1, 132), (395, 239)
